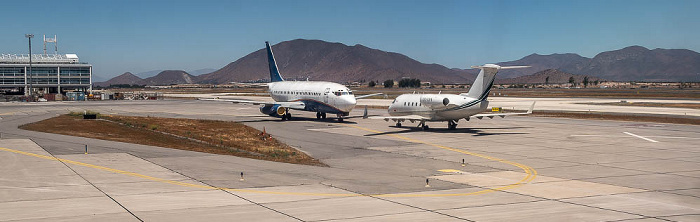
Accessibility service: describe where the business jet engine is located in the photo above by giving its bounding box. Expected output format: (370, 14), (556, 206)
(260, 104), (287, 117)
(419, 95), (450, 108)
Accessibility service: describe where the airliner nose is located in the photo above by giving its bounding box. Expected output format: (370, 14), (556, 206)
(342, 96), (357, 112)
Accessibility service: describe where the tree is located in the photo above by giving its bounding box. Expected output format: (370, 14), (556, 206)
(568, 76), (576, 87)
(583, 76), (589, 88)
(545, 76), (550, 85)
(383, 80), (394, 88)
(368, 81), (376, 87)
(593, 80), (599, 86)
(398, 78), (421, 88)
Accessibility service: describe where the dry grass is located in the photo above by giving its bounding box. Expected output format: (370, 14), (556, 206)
(20, 114), (326, 166)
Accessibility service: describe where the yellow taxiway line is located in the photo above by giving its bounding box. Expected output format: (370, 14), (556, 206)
(0, 125), (536, 197)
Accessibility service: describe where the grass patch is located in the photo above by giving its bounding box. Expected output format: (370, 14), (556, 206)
(19, 114), (326, 166)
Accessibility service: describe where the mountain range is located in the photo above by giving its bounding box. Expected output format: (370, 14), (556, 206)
(97, 39), (700, 87)
(95, 70), (195, 87)
(495, 69), (602, 84)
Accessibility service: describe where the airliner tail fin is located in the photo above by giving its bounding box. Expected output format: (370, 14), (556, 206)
(265, 41), (284, 82)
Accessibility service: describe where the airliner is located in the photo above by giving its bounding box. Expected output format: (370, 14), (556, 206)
(201, 41), (381, 122)
(372, 64), (535, 130)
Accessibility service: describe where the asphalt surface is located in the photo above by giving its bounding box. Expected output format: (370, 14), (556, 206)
(1, 99), (698, 221)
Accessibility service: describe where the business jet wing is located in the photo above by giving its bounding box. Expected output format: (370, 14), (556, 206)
(472, 101), (536, 119)
(355, 93), (386, 99)
(370, 115), (429, 123)
(198, 98), (306, 110)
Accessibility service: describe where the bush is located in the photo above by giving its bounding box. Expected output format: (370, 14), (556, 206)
(383, 80), (394, 88)
(398, 78), (421, 88)
(68, 110), (100, 117)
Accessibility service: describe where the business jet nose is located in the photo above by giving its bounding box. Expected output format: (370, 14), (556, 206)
(387, 104), (397, 115)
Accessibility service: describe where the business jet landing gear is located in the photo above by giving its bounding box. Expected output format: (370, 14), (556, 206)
(418, 121), (429, 130)
(448, 120), (458, 130)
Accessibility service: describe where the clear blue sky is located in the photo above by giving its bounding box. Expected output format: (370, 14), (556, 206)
(2, 0), (698, 80)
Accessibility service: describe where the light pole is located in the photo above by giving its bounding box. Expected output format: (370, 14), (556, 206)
(25, 34), (34, 99)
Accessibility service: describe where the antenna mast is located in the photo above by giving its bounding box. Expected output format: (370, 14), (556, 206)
(43, 35), (58, 55)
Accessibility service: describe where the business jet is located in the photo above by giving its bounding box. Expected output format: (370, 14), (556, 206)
(201, 41), (381, 122)
(371, 64), (535, 130)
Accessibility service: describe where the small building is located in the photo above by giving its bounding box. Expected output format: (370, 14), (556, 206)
(0, 53), (92, 96)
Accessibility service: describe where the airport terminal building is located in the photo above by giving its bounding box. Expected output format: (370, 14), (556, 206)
(0, 54), (92, 96)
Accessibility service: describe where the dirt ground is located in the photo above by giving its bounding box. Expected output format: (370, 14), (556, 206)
(19, 114), (325, 166)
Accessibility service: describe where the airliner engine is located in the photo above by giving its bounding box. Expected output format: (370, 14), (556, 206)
(420, 95), (450, 108)
(260, 104), (287, 117)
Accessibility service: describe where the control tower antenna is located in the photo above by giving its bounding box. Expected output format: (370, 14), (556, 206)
(43, 35), (58, 55)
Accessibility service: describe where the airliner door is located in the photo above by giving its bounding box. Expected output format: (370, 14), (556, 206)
(323, 88), (330, 103)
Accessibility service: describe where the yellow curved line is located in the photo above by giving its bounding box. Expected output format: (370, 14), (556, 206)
(0, 124), (536, 198)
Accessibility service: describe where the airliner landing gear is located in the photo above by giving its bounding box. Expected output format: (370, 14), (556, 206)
(282, 112), (291, 121)
(395, 122), (402, 127)
(316, 112), (321, 119)
(321, 112), (327, 119)
(337, 114), (344, 122)
(448, 120), (458, 130)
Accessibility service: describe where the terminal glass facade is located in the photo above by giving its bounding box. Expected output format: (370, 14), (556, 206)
(0, 54), (92, 95)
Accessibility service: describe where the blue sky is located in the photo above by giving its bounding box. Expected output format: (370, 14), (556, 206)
(1, 0), (698, 80)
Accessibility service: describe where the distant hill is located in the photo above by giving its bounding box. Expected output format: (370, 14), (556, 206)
(196, 39), (475, 84)
(495, 53), (591, 79)
(134, 70), (164, 79)
(496, 69), (603, 84)
(497, 46), (700, 82)
(95, 72), (143, 87)
(142, 70), (195, 85)
(97, 70), (195, 87)
(562, 46), (700, 82)
(188, 68), (217, 76)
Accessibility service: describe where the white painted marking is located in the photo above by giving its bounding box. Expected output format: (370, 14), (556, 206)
(623, 132), (659, 143)
(570, 135), (624, 138)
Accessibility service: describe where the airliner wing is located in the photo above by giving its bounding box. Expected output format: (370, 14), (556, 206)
(355, 93), (386, 99)
(198, 98), (306, 109)
(472, 101), (535, 119)
(370, 115), (429, 122)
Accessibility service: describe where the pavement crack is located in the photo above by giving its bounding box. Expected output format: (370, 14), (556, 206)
(33, 139), (144, 222)
(130, 153), (306, 222)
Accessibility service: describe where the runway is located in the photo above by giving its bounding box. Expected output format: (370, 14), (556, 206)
(166, 93), (700, 117)
(1, 100), (698, 221)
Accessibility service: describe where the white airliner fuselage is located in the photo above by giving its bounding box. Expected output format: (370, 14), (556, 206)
(268, 81), (356, 116)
